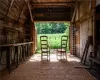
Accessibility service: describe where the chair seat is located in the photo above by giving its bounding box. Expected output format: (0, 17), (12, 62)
(42, 49), (49, 53)
(57, 49), (66, 53)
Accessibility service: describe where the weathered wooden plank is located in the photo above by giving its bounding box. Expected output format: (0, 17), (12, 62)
(71, 1), (78, 23)
(0, 1), (10, 8)
(17, 1), (26, 22)
(0, 42), (33, 47)
(25, 0), (33, 22)
(6, 0), (15, 17)
(75, 10), (93, 23)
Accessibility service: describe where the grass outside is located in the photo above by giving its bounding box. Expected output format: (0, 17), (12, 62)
(36, 33), (69, 53)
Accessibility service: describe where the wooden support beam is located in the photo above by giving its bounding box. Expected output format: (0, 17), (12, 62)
(75, 10), (93, 23)
(6, 0), (15, 17)
(71, 1), (78, 23)
(33, 5), (72, 8)
(28, 2), (34, 22)
(33, 4), (73, 8)
(32, 2), (74, 8)
(17, 1), (26, 22)
(33, 2), (75, 4)
(33, 3), (73, 6)
(25, 0), (33, 22)
(31, 1), (75, 8)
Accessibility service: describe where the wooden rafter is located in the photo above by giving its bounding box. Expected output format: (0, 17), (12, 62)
(71, 1), (78, 23)
(28, 2), (34, 22)
(6, 0), (15, 17)
(25, 0), (33, 22)
(17, 1), (26, 22)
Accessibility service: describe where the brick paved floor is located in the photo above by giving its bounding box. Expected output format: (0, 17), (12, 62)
(1, 51), (96, 80)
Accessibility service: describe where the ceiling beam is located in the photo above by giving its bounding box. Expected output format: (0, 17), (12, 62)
(33, 5), (73, 8)
(33, 4), (73, 6)
(32, 2), (74, 7)
(31, 1), (75, 8)
(33, 2), (75, 4)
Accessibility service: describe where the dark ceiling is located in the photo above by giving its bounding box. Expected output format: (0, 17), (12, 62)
(30, 0), (76, 21)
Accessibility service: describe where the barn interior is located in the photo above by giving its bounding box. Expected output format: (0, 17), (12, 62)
(0, 0), (100, 80)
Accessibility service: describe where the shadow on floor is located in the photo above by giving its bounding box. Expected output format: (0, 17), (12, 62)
(1, 53), (96, 80)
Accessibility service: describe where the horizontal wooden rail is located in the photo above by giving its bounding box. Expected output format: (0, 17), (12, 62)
(0, 42), (33, 73)
(0, 42), (33, 47)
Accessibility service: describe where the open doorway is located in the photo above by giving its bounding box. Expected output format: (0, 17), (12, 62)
(34, 21), (70, 54)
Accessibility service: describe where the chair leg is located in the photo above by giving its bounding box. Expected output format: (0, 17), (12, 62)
(63, 53), (64, 59)
(64, 51), (66, 60)
(49, 49), (50, 60)
(41, 52), (42, 60)
(49, 52), (50, 60)
(65, 53), (67, 60)
(56, 50), (58, 60)
(47, 52), (48, 60)
(60, 53), (61, 59)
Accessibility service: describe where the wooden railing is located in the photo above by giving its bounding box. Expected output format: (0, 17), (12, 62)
(0, 42), (33, 73)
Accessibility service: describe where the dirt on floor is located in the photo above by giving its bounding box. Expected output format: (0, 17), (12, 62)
(1, 51), (96, 80)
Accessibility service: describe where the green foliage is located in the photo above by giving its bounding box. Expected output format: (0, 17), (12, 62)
(64, 23), (70, 34)
(35, 22), (70, 53)
(35, 22), (70, 34)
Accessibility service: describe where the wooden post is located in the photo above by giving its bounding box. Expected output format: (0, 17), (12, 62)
(25, 0), (33, 22)
(31, 23), (36, 54)
(71, 1), (78, 23)
(25, 0), (36, 54)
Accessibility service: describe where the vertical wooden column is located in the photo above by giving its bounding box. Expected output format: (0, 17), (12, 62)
(30, 22), (37, 54)
(70, 24), (76, 55)
(75, 23), (80, 57)
(25, 0), (37, 54)
(69, 25), (72, 54)
(30, 23), (34, 54)
(70, 24), (75, 55)
(91, 0), (96, 57)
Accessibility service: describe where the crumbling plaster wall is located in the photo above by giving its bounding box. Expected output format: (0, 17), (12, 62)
(74, 1), (95, 62)
(80, 19), (93, 58)
(96, 0), (100, 6)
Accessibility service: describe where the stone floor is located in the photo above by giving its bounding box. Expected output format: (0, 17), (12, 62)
(1, 51), (96, 80)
